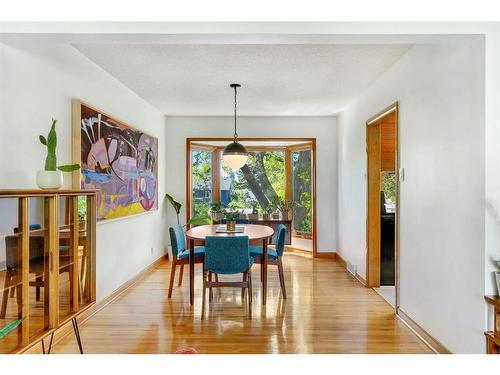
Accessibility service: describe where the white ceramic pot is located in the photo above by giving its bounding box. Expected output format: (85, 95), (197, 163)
(36, 170), (63, 189)
(495, 272), (500, 296)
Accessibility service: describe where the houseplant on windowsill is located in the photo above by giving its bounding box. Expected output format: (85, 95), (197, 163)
(224, 209), (240, 231)
(37, 119), (80, 189)
(248, 199), (259, 221)
(276, 199), (294, 220)
(263, 205), (273, 220)
(209, 201), (226, 223)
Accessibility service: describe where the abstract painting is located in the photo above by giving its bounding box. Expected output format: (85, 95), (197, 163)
(72, 100), (158, 221)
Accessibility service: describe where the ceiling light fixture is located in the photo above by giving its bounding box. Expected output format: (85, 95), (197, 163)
(222, 83), (248, 169)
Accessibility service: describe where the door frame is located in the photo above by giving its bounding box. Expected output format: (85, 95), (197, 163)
(365, 102), (400, 311)
(186, 137), (318, 257)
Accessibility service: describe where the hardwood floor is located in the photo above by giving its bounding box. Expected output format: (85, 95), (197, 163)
(49, 254), (431, 354)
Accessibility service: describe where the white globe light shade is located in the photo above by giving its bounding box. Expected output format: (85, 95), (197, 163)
(223, 154), (248, 169)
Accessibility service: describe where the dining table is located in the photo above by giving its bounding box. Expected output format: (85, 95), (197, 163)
(185, 224), (274, 306)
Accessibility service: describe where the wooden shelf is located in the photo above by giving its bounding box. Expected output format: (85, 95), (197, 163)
(0, 191), (96, 353)
(485, 295), (500, 353)
(0, 189), (98, 197)
(485, 295), (500, 308)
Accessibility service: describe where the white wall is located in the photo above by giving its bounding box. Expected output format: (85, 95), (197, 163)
(165, 116), (337, 252)
(0, 42), (168, 301)
(337, 39), (485, 353)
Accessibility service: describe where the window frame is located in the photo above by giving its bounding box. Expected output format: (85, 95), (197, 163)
(186, 138), (318, 257)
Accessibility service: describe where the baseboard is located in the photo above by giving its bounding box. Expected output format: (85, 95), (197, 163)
(354, 272), (367, 286)
(334, 252), (366, 286)
(23, 253), (167, 354)
(396, 309), (451, 354)
(335, 252), (347, 268)
(284, 246), (313, 257)
(316, 251), (336, 259)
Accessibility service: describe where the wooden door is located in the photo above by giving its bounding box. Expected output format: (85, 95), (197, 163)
(366, 123), (381, 287)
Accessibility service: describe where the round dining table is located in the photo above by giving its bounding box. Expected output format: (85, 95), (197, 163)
(185, 224), (274, 306)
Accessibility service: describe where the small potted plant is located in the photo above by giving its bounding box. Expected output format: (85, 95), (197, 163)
(224, 209), (240, 231)
(269, 198), (280, 219)
(263, 204), (273, 220)
(210, 201), (225, 222)
(270, 198), (294, 220)
(37, 119), (80, 189)
(248, 199), (259, 221)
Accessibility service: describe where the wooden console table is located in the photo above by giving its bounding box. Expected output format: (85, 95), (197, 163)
(0, 189), (97, 354)
(485, 295), (500, 353)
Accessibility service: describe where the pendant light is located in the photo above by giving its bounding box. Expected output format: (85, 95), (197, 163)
(222, 83), (248, 169)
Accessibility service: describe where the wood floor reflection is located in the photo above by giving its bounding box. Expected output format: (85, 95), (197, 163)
(51, 254), (431, 354)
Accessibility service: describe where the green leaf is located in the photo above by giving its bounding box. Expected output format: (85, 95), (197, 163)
(189, 214), (211, 226)
(0, 317), (25, 340)
(57, 164), (80, 172)
(165, 193), (182, 214)
(47, 119), (57, 154)
(39, 135), (47, 145)
(44, 153), (57, 171)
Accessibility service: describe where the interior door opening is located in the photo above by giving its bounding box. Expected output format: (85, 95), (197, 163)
(366, 103), (399, 309)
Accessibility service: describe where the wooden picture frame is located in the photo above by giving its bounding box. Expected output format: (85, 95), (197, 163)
(72, 100), (159, 221)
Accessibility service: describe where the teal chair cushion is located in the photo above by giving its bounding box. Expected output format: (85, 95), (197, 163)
(250, 224), (286, 260)
(249, 246), (278, 260)
(205, 236), (252, 275)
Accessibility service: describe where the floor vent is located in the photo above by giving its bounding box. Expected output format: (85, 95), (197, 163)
(346, 262), (357, 277)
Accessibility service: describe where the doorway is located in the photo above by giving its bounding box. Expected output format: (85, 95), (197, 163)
(365, 103), (399, 309)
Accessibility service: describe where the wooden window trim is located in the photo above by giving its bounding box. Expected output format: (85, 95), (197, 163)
(186, 138), (317, 257)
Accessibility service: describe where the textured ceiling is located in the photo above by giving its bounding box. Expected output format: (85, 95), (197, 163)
(74, 44), (411, 116)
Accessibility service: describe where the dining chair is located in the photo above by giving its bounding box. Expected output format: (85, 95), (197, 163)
(168, 224), (205, 298)
(1, 224), (75, 318)
(202, 236), (253, 319)
(250, 224), (287, 299)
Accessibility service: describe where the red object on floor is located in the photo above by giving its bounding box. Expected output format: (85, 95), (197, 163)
(174, 347), (198, 354)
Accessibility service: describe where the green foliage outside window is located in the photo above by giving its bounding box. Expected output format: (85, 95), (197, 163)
(382, 173), (397, 204)
(191, 150), (212, 217)
(191, 148), (313, 234)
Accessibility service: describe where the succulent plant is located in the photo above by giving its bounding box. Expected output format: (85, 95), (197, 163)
(39, 119), (80, 172)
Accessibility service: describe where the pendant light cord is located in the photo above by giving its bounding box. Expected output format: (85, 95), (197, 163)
(233, 84), (238, 141)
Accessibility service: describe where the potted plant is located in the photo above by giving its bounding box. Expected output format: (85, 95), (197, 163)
(224, 209), (240, 231)
(37, 119), (80, 189)
(248, 199), (259, 220)
(270, 198), (294, 220)
(263, 205), (273, 220)
(165, 193), (182, 224)
(209, 201), (225, 222)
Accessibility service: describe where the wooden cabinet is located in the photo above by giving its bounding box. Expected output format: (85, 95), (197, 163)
(485, 295), (500, 353)
(0, 190), (96, 354)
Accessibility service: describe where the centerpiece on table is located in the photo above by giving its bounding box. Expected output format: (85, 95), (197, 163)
(224, 209), (241, 231)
